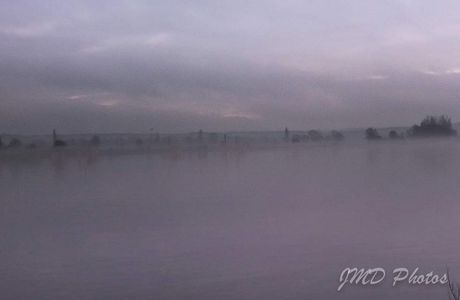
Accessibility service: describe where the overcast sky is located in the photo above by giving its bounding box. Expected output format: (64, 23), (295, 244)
(2, 0), (460, 134)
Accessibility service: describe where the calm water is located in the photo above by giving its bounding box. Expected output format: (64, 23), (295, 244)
(1, 139), (460, 299)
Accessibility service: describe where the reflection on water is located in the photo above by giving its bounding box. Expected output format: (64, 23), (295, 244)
(1, 139), (460, 299)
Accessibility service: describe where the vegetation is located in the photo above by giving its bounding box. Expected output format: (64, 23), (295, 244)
(388, 130), (403, 139)
(90, 135), (101, 146)
(291, 134), (308, 143)
(365, 128), (382, 140)
(8, 138), (22, 148)
(208, 133), (218, 143)
(53, 130), (67, 147)
(408, 115), (457, 137)
(284, 127), (290, 142)
(308, 130), (323, 141)
(329, 130), (344, 141)
(0, 116), (457, 153)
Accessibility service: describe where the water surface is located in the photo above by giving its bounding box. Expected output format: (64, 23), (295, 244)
(1, 139), (460, 299)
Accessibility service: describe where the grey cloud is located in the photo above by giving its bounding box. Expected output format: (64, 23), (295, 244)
(2, 0), (460, 133)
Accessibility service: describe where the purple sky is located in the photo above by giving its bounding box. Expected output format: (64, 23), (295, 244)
(2, 0), (460, 134)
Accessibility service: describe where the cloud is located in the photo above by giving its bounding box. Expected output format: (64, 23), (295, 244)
(2, 0), (460, 133)
(363, 75), (388, 81)
(445, 68), (460, 75)
(421, 68), (460, 76)
(80, 33), (173, 54)
(0, 22), (56, 38)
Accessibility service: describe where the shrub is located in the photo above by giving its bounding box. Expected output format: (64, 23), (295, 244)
(388, 130), (403, 139)
(330, 130), (344, 141)
(308, 130), (323, 141)
(90, 135), (101, 146)
(8, 138), (22, 148)
(365, 128), (382, 140)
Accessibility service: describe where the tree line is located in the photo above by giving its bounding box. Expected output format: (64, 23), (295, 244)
(366, 115), (457, 140)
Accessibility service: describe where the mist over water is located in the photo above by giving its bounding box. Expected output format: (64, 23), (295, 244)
(1, 139), (460, 299)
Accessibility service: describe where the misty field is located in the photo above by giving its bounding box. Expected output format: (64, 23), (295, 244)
(0, 139), (459, 300)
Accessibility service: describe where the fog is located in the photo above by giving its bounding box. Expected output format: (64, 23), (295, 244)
(1, 139), (459, 299)
(3, 1), (460, 298)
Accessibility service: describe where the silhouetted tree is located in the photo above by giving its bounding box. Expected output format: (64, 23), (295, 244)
(53, 129), (67, 147)
(408, 115), (457, 137)
(26, 143), (37, 149)
(389, 130), (397, 139)
(365, 128), (381, 140)
(284, 127), (290, 142)
(291, 134), (308, 143)
(8, 138), (22, 148)
(198, 129), (203, 142)
(0, 137), (3, 148)
(308, 130), (323, 141)
(330, 130), (344, 141)
(90, 135), (101, 146)
(388, 130), (403, 139)
(209, 133), (218, 143)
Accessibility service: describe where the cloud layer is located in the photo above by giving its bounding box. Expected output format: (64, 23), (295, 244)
(2, 0), (460, 133)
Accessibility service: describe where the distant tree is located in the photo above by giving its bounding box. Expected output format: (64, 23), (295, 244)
(198, 129), (203, 142)
(388, 130), (403, 139)
(209, 133), (218, 143)
(26, 143), (37, 149)
(90, 135), (101, 146)
(0, 137), (3, 148)
(365, 128), (382, 140)
(291, 134), (308, 143)
(135, 138), (143, 146)
(284, 127), (290, 142)
(185, 135), (194, 144)
(408, 115), (457, 137)
(52, 129), (67, 147)
(330, 130), (344, 141)
(7, 138), (22, 148)
(308, 130), (323, 141)
(389, 130), (397, 139)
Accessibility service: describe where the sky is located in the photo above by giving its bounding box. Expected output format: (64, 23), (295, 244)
(2, 0), (460, 134)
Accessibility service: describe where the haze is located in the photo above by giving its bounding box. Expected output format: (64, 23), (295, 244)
(2, 0), (460, 134)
